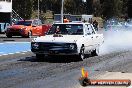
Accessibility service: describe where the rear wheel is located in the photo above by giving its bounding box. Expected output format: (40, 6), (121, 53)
(91, 48), (99, 56)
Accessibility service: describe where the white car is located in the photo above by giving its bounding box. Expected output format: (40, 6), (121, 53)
(31, 22), (104, 60)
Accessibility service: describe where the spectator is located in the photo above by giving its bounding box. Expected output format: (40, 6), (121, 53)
(63, 16), (69, 23)
(93, 20), (98, 31)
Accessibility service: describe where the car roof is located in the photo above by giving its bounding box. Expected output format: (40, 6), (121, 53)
(54, 22), (91, 25)
(18, 20), (33, 22)
(18, 19), (40, 22)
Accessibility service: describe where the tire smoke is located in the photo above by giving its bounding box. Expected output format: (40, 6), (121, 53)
(99, 27), (132, 55)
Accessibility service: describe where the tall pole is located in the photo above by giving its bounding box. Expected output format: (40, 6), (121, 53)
(61, 0), (64, 23)
(11, 0), (13, 25)
(38, 0), (39, 19)
(82, 0), (86, 2)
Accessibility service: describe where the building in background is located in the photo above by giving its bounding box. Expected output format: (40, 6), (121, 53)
(54, 14), (93, 23)
(0, 0), (12, 33)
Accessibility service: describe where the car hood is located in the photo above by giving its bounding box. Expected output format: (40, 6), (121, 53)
(8, 25), (26, 29)
(33, 35), (84, 43)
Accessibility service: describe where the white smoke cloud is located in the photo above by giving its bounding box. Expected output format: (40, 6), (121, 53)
(99, 21), (132, 55)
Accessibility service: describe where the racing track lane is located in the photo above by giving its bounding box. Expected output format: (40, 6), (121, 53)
(0, 50), (132, 88)
(0, 34), (36, 43)
(0, 42), (31, 56)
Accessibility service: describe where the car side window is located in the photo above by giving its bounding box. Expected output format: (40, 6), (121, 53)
(90, 24), (96, 34)
(38, 20), (42, 25)
(85, 24), (95, 35)
(85, 25), (90, 35)
(32, 20), (38, 26)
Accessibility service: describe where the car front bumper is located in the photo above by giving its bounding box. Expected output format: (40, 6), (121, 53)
(6, 29), (27, 36)
(31, 42), (78, 55)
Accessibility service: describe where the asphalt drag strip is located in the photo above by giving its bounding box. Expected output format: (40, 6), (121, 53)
(0, 50), (132, 88)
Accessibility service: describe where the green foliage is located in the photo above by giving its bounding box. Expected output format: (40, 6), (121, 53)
(86, 0), (93, 15)
(12, 0), (131, 20)
(93, 0), (101, 17)
(128, 0), (132, 18)
(12, 0), (33, 19)
(102, 0), (123, 19)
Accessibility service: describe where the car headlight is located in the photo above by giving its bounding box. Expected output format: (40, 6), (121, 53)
(32, 42), (39, 49)
(19, 29), (25, 32)
(21, 27), (26, 29)
(69, 44), (76, 50)
(20, 27), (26, 32)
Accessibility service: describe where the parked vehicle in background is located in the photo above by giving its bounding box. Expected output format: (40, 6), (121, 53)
(5, 19), (51, 38)
(31, 22), (104, 60)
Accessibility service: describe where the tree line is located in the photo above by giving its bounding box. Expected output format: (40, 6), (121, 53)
(12, 0), (132, 20)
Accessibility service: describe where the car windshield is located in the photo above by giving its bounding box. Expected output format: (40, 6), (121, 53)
(47, 24), (83, 35)
(14, 21), (32, 26)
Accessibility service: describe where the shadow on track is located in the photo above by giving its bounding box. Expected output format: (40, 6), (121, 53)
(19, 55), (81, 63)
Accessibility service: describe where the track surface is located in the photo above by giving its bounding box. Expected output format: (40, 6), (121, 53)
(0, 51), (132, 88)
(1, 31), (132, 88)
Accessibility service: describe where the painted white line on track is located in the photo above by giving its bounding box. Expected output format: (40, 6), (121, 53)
(0, 54), (8, 56)
(22, 50), (31, 52)
(0, 42), (31, 45)
(0, 50), (31, 57)
(5, 42), (31, 44)
(0, 43), (4, 45)
(8, 53), (14, 55)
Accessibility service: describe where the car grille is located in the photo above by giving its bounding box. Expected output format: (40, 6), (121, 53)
(39, 42), (67, 51)
(31, 42), (78, 54)
(9, 28), (21, 32)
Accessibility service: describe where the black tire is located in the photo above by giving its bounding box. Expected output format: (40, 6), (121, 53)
(78, 46), (85, 61)
(91, 49), (99, 56)
(24, 31), (32, 38)
(6, 34), (12, 38)
(28, 31), (32, 38)
(36, 54), (45, 59)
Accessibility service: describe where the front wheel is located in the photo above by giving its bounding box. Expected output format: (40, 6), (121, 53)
(27, 31), (32, 38)
(78, 46), (85, 61)
(36, 54), (45, 59)
(6, 34), (12, 38)
(24, 31), (32, 38)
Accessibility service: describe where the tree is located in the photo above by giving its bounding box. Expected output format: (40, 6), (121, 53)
(93, 0), (102, 16)
(64, 0), (76, 14)
(102, 0), (123, 19)
(12, 0), (129, 20)
(86, 0), (93, 15)
(12, 0), (33, 19)
(128, 0), (132, 18)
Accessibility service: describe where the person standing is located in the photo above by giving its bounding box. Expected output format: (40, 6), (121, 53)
(63, 16), (69, 23)
(93, 20), (98, 31)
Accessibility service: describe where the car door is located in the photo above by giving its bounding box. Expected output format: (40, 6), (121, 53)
(90, 24), (101, 48)
(37, 20), (43, 36)
(91, 24), (104, 46)
(32, 20), (40, 36)
(83, 24), (94, 52)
